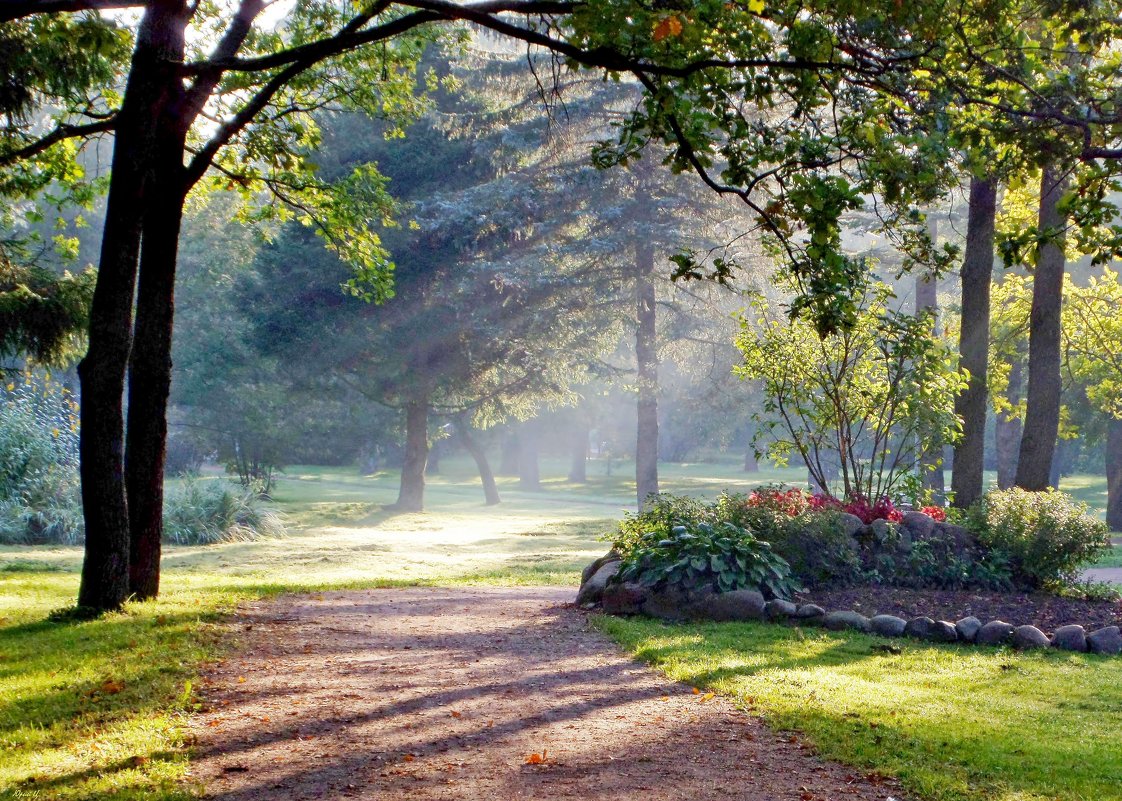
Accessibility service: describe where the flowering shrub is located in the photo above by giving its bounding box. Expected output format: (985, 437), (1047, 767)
(920, 505), (947, 522)
(745, 486), (813, 517)
(842, 495), (904, 524)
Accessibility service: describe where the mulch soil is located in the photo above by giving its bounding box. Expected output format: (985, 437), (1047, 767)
(190, 587), (906, 801)
(799, 586), (1122, 632)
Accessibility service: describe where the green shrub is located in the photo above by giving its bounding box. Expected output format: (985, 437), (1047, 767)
(610, 494), (713, 557)
(616, 521), (801, 599)
(162, 476), (285, 545)
(0, 378), (83, 544)
(967, 488), (1109, 590)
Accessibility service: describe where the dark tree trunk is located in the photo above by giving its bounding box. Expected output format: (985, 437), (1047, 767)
(499, 430), (519, 476)
(1107, 416), (1122, 531)
(1049, 438), (1065, 490)
(77, 0), (188, 612)
(394, 396), (429, 511)
(916, 228), (944, 501)
(635, 238), (659, 508)
(125, 166), (187, 600)
(1016, 165), (1068, 490)
(425, 439), (441, 475)
(457, 416), (500, 505)
(951, 176), (997, 509)
(518, 420), (540, 491)
(568, 413), (589, 483)
(995, 349), (1025, 490)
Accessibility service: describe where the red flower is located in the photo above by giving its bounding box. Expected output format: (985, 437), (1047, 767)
(920, 505), (946, 522)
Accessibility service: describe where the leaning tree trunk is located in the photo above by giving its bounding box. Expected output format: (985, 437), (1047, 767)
(915, 226), (944, 501)
(568, 413), (589, 483)
(634, 238), (659, 509)
(394, 395), (429, 511)
(518, 420), (541, 491)
(1016, 165), (1069, 490)
(1107, 416), (1122, 531)
(951, 176), (997, 508)
(457, 416), (500, 506)
(77, 0), (187, 612)
(125, 160), (187, 601)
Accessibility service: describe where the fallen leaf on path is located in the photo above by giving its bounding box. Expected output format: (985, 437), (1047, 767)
(524, 749), (548, 765)
(100, 680), (125, 694)
(698, 692), (715, 702)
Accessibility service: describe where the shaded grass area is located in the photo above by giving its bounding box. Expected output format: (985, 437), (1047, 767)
(1092, 544), (1122, 568)
(596, 615), (1122, 801)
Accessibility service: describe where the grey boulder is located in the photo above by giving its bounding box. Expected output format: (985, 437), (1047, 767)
(870, 615), (907, 637)
(900, 511), (935, 539)
(695, 589), (767, 622)
(823, 610), (871, 633)
(641, 586), (694, 622)
(904, 617), (934, 639)
(955, 617), (983, 643)
(764, 599), (797, 620)
(601, 581), (648, 615)
(1051, 624), (1088, 653)
(837, 513), (865, 538)
(928, 620), (959, 643)
(575, 560), (620, 606)
(975, 620), (1016, 647)
(795, 604), (826, 622)
(1012, 625), (1050, 650)
(1087, 626), (1122, 655)
(581, 551), (620, 586)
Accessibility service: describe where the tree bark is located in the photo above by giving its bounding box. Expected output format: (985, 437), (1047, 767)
(568, 413), (589, 483)
(1016, 165), (1068, 490)
(77, 0), (187, 612)
(457, 416), (500, 505)
(498, 430), (519, 476)
(1107, 416), (1122, 531)
(995, 349), (1024, 489)
(518, 419), (540, 491)
(635, 238), (659, 508)
(125, 162), (187, 600)
(951, 176), (997, 508)
(394, 395), (429, 511)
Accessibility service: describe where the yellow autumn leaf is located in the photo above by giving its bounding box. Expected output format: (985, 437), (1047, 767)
(652, 15), (683, 42)
(748, 0), (765, 13)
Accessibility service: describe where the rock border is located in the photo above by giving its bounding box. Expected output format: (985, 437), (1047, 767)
(579, 556), (1122, 657)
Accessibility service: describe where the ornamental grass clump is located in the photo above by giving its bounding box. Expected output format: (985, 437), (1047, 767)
(162, 475), (286, 545)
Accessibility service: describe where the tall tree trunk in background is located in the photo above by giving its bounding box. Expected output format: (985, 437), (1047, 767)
(518, 419), (540, 491)
(457, 416), (500, 506)
(951, 176), (997, 509)
(568, 413), (589, 483)
(499, 430), (519, 476)
(743, 447), (758, 472)
(916, 217), (944, 501)
(1106, 416), (1122, 531)
(77, 0), (187, 611)
(394, 395), (429, 511)
(1016, 165), (1069, 490)
(995, 348), (1025, 489)
(634, 238), (659, 508)
(1049, 437), (1067, 490)
(125, 164), (187, 600)
(425, 439), (441, 475)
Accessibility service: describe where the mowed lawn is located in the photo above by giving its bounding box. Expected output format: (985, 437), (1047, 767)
(0, 458), (1119, 800)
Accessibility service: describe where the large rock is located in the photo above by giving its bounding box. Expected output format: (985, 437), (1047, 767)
(975, 620), (1016, 647)
(601, 581), (648, 615)
(764, 599), (797, 620)
(1051, 625), (1088, 653)
(575, 560), (620, 607)
(955, 617), (983, 643)
(933, 522), (975, 550)
(1087, 626), (1122, 655)
(641, 586), (694, 622)
(928, 620), (959, 643)
(870, 614), (907, 637)
(693, 589), (766, 622)
(1012, 625), (1050, 650)
(823, 610), (871, 633)
(795, 604), (826, 623)
(904, 617), (934, 639)
(581, 551), (619, 586)
(837, 513), (865, 538)
(900, 511), (936, 539)
(868, 519), (894, 545)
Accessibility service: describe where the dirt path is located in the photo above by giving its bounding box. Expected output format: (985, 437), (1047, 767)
(190, 588), (904, 801)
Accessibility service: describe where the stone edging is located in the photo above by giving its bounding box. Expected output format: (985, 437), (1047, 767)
(577, 556), (1122, 656)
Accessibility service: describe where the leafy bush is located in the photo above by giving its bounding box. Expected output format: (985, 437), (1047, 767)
(611, 494), (713, 557)
(0, 378), (83, 544)
(967, 488), (1109, 590)
(162, 476), (285, 545)
(616, 521), (800, 599)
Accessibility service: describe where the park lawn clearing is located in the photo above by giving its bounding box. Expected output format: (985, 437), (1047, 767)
(596, 614), (1122, 801)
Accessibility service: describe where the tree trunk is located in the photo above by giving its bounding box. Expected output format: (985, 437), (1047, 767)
(77, 0), (188, 612)
(125, 163), (187, 600)
(568, 413), (589, 483)
(916, 220), (944, 501)
(995, 348), (1024, 490)
(457, 416), (500, 505)
(1107, 416), (1122, 531)
(1016, 165), (1068, 490)
(743, 447), (758, 473)
(518, 420), (540, 491)
(425, 438), (441, 475)
(951, 175), (997, 508)
(635, 238), (659, 508)
(499, 430), (519, 476)
(394, 395), (429, 511)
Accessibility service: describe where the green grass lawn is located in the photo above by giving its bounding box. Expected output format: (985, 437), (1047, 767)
(1, 459), (1119, 800)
